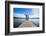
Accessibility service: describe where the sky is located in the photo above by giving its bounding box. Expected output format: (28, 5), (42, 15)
(13, 8), (32, 15)
(13, 8), (39, 18)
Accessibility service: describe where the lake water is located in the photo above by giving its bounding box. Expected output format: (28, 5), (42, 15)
(13, 18), (39, 28)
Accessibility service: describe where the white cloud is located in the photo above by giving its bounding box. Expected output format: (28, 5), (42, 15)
(13, 13), (25, 18)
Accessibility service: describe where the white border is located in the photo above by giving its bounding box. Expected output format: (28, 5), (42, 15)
(10, 4), (42, 32)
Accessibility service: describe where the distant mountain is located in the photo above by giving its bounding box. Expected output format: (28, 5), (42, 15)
(14, 17), (39, 19)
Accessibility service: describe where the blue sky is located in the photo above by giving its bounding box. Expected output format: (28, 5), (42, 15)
(13, 8), (32, 15)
